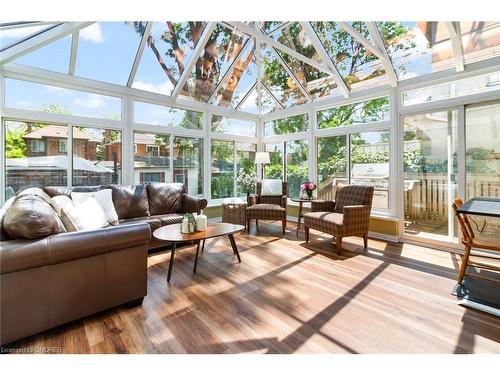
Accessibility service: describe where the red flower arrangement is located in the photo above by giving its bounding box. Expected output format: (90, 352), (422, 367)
(300, 181), (317, 199)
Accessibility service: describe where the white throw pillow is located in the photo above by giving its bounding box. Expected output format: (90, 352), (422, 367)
(71, 189), (118, 225)
(261, 179), (282, 196)
(61, 197), (109, 232)
(51, 195), (74, 215)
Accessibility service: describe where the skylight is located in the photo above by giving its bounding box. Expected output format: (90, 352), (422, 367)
(2, 21), (499, 115)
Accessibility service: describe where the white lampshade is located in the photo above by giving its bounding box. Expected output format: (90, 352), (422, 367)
(255, 152), (270, 164)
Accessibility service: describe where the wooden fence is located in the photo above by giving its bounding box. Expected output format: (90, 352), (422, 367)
(317, 174), (500, 221)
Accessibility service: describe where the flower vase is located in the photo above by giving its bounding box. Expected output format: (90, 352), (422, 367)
(306, 189), (313, 199)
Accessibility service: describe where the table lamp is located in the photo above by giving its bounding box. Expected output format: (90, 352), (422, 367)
(255, 152), (270, 179)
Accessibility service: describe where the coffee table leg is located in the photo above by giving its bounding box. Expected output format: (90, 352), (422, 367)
(193, 240), (200, 274)
(167, 242), (176, 282)
(228, 234), (241, 263)
(201, 239), (206, 253)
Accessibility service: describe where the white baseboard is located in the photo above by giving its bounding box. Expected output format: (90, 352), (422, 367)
(368, 231), (400, 243)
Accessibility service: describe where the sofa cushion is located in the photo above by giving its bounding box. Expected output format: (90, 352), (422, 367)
(71, 189), (119, 225)
(3, 194), (66, 239)
(117, 216), (162, 233)
(44, 185), (104, 198)
(303, 211), (344, 235)
(147, 183), (185, 215)
(61, 197), (109, 232)
(107, 184), (150, 219)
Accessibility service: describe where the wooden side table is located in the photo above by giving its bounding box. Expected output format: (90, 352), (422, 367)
(291, 197), (325, 236)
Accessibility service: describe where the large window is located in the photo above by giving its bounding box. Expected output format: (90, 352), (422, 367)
(403, 110), (458, 239)
(173, 137), (203, 197)
(264, 113), (308, 137)
(236, 143), (257, 196)
(72, 127), (122, 186)
(211, 116), (256, 137)
(211, 140), (234, 199)
(317, 97), (390, 129)
(317, 136), (348, 197)
(351, 131), (390, 210)
(134, 132), (170, 185)
(4, 121), (68, 199)
(210, 141), (256, 199)
(4, 79), (122, 120)
(264, 140), (308, 199)
(134, 101), (203, 129)
(465, 101), (500, 200)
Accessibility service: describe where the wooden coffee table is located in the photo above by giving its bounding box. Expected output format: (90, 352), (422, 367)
(153, 222), (245, 282)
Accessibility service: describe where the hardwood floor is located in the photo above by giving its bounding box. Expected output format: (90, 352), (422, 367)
(6, 222), (500, 353)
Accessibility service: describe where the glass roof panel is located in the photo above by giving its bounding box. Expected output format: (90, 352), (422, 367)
(262, 22), (286, 35)
(16, 34), (71, 73)
(260, 85), (282, 114)
(271, 22), (323, 63)
(75, 22), (143, 85)
(459, 22), (500, 64)
(179, 24), (250, 102)
(0, 23), (58, 50)
(312, 22), (388, 91)
(377, 21), (454, 80)
(212, 41), (257, 108)
(261, 46), (308, 108)
(133, 22), (206, 95)
(238, 86), (259, 114)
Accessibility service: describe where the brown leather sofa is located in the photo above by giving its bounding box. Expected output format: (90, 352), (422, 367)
(0, 183), (207, 345)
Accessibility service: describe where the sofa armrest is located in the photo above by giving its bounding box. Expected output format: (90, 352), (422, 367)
(182, 194), (208, 214)
(47, 223), (151, 265)
(311, 200), (335, 212)
(342, 205), (371, 235)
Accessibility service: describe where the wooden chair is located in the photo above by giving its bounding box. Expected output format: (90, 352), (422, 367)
(452, 198), (500, 285)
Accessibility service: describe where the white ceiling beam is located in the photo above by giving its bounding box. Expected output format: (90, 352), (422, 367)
(171, 22), (217, 101)
(256, 39), (262, 116)
(365, 22), (398, 87)
(299, 22), (350, 98)
(337, 22), (386, 62)
(1, 62), (258, 121)
(229, 22), (336, 77)
(446, 22), (465, 72)
(127, 22), (153, 87)
(68, 31), (79, 75)
(0, 22), (93, 65)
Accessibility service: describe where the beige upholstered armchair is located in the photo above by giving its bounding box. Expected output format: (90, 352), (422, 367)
(247, 180), (287, 234)
(303, 185), (374, 252)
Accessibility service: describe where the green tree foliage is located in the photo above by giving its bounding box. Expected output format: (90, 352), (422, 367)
(5, 127), (27, 158)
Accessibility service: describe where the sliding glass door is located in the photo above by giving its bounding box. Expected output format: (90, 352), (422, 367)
(403, 110), (458, 240)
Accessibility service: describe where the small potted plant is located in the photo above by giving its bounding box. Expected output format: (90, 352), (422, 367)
(301, 181), (317, 199)
(236, 170), (257, 199)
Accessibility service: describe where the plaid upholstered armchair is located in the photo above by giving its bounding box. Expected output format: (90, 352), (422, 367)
(303, 185), (374, 252)
(247, 180), (287, 235)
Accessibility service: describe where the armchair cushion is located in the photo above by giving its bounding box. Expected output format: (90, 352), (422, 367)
(333, 185), (374, 213)
(303, 211), (344, 236)
(261, 179), (283, 196)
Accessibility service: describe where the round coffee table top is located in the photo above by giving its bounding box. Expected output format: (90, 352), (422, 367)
(153, 222), (245, 243)
(290, 197), (325, 203)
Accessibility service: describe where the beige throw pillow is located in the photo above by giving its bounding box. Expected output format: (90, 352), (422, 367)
(71, 189), (118, 225)
(61, 197), (109, 232)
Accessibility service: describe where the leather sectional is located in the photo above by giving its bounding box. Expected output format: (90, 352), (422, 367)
(0, 183), (207, 345)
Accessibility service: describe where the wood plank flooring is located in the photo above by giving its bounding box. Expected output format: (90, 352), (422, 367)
(6, 222), (500, 353)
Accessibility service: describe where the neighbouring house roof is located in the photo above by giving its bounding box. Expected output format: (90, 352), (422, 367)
(6, 155), (114, 173)
(23, 125), (100, 142)
(133, 133), (168, 145)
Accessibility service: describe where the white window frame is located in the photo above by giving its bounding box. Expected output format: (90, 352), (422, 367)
(59, 139), (67, 152)
(145, 144), (160, 156)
